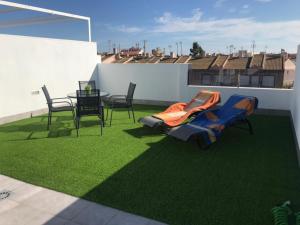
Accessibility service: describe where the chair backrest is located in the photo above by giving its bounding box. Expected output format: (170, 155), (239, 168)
(42, 85), (52, 109)
(76, 89), (102, 117)
(78, 80), (96, 91)
(126, 82), (136, 105)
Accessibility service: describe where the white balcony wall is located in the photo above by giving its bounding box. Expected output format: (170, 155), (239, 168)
(0, 34), (98, 120)
(291, 45), (300, 155)
(181, 85), (292, 110)
(98, 64), (186, 102)
(98, 63), (292, 110)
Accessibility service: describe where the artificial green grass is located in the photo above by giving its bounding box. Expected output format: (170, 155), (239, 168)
(0, 105), (300, 225)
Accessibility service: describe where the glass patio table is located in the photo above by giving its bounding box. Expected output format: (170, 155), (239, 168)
(67, 91), (109, 99)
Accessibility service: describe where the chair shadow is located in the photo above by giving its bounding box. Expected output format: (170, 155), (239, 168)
(123, 126), (164, 138)
(79, 120), (100, 128)
(0, 115), (76, 141)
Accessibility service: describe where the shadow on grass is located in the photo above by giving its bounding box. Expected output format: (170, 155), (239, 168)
(123, 126), (164, 138)
(0, 114), (104, 141)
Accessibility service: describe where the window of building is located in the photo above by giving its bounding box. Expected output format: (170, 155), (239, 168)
(262, 76), (275, 87)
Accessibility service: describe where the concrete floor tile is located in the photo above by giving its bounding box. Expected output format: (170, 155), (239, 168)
(0, 203), (53, 225)
(38, 216), (69, 225)
(146, 220), (168, 225)
(72, 202), (119, 225)
(9, 183), (43, 202)
(106, 212), (151, 225)
(63, 222), (81, 225)
(22, 189), (89, 220)
(0, 177), (27, 191)
(0, 198), (19, 214)
(0, 175), (167, 225)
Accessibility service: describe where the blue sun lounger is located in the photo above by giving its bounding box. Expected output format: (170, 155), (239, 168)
(168, 94), (258, 148)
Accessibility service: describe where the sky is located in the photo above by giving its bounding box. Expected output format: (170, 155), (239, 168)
(1, 0), (300, 54)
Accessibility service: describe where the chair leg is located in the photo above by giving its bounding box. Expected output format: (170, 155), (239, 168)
(245, 119), (254, 135)
(195, 136), (210, 150)
(71, 109), (76, 129)
(110, 108), (113, 126)
(47, 110), (51, 130)
(99, 117), (103, 136)
(128, 108), (131, 119)
(131, 106), (135, 123)
(49, 111), (52, 125)
(76, 117), (80, 137)
(101, 108), (105, 127)
(106, 107), (109, 121)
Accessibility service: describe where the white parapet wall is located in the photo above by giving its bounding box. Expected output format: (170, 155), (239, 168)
(98, 63), (292, 110)
(0, 34), (98, 123)
(290, 45), (300, 159)
(181, 85), (292, 111)
(98, 63), (188, 103)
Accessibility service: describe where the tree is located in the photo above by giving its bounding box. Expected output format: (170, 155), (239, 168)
(190, 42), (205, 57)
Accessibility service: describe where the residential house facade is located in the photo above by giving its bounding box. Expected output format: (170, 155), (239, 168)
(188, 54), (291, 88)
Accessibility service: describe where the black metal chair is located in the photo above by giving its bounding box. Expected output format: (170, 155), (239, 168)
(106, 82), (136, 126)
(79, 80), (106, 121)
(78, 80), (96, 91)
(42, 85), (75, 130)
(75, 89), (103, 137)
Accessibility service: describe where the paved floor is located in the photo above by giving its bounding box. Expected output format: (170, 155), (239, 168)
(0, 175), (167, 225)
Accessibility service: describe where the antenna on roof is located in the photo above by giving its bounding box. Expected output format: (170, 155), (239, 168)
(179, 41), (183, 56)
(229, 45), (234, 55)
(168, 45), (172, 55)
(108, 40), (112, 53)
(143, 40), (147, 56)
(251, 40), (256, 55)
(264, 45), (268, 54)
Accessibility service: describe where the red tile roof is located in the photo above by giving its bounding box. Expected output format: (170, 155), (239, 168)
(176, 56), (190, 63)
(223, 57), (250, 70)
(127, 56), (160, 64)
(159, 57), (178, 64)
(113, 57), (132, 63)
(148, 56), (161, 63)
(188, 57), (217, 69)
(250, 54), (264, 68)
(211, 55), (228, 69)
(101, 54), (114, 62)
(264, 55), (283, 70)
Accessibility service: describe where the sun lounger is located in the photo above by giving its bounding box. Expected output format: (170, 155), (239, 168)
(139, 90), (221, 128)
(168, 94), (258, 148)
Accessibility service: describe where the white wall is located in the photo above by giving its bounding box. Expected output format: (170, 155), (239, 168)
(291, 45), (300, 154)
(0, 34), (98, 119)
(98, 63), (292, 110)
(98, 64), (187, 102)
(182, 85), (292, 110)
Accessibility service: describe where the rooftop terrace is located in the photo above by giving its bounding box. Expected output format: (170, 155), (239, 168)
(1, 106), (300, 225)
(1, 2), (300, 225)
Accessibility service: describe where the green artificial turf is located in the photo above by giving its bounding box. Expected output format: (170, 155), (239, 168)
(0, 105), (300, 225)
